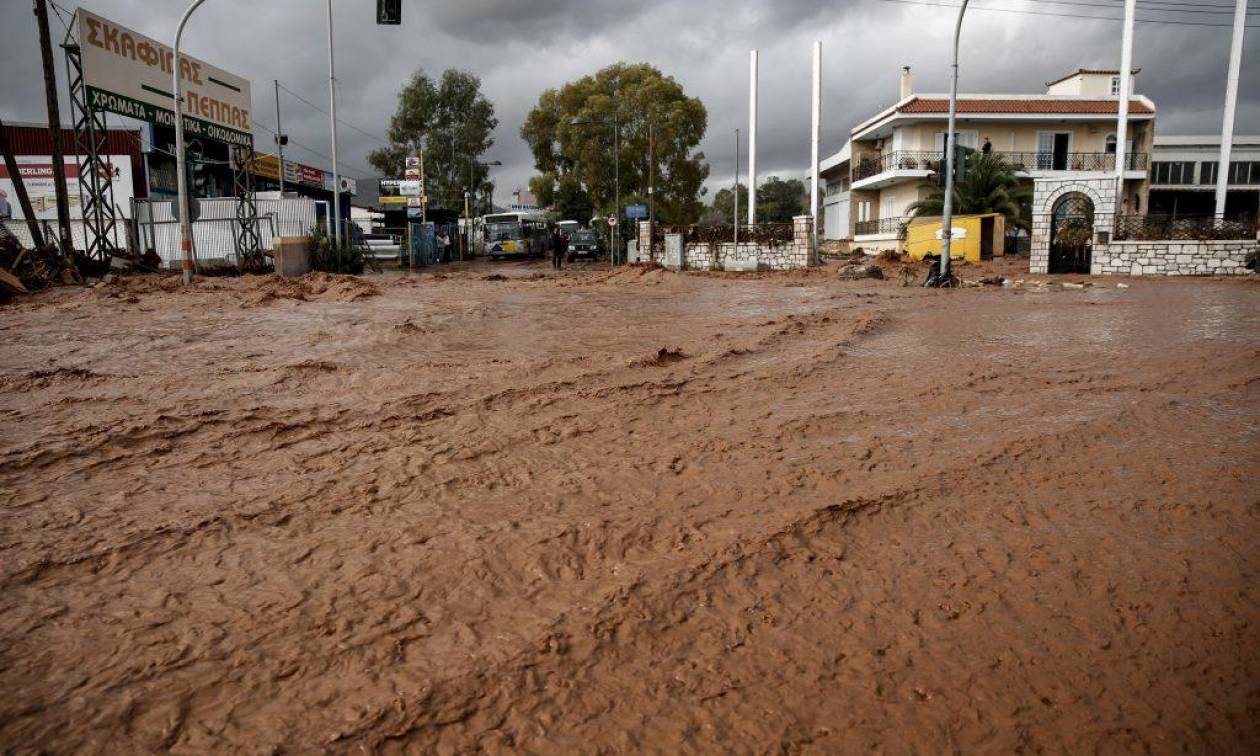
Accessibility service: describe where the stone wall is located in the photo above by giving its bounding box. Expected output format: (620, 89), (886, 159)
(1090, 239), (1256, 276)
(1029, 177), (1117, 274)
(635, 216), (817, 271)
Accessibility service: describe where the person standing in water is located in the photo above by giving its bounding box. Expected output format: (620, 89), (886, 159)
(551, 226), (567, 270)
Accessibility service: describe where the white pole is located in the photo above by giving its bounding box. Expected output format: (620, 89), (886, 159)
(748, 49), (758, 226)
(1215, 0), (1247, 220)
(939, 0), (969, 281)
(1114, 0), (1136, 211)
(810, 40), (821, 257)
(173, 0), (209, 285)
(327, 0), (341, 247)
(274, 79), (285, 194)
(734, 128), (740, 249)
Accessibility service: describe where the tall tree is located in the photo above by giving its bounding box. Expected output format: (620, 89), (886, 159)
(702, 183), (747, 225)
(522, 62), (709, 225)
(907, 152), (1032, 232)
(369, 69), (498, 212)
(755, 176), (807, 223)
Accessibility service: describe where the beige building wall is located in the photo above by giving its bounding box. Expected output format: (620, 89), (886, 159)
(879, 181), (928, 219)
(1046, 72), (1119, 96)
(898, 121), (1150, 155)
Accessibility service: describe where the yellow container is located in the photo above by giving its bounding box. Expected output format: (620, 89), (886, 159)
(903, 213), (1005, 262)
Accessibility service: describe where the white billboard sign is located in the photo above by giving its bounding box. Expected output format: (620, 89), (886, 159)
(398, 179), (421, 197)
(0, 155), (135, 221)
(76, 8), (253, 148)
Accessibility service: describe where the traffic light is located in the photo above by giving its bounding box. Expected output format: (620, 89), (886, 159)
(376, 0), (401, 25)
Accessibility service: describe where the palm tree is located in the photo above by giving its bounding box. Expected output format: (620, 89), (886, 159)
(906, 151), (1032, 232)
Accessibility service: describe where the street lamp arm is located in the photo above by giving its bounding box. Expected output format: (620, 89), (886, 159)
(173, 0), (210, 285)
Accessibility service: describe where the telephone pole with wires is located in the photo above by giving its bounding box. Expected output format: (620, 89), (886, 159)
(33, 0), (74, 256)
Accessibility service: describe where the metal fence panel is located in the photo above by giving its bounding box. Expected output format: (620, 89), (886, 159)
(133, 197), (322, 269)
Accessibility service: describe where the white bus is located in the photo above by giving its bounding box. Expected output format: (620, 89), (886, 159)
(483, 210), (548, 260)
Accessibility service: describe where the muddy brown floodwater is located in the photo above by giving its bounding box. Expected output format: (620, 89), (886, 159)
(1, 259), (1258, 753)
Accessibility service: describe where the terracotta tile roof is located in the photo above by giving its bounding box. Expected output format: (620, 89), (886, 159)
(898, 98), (1154, 115)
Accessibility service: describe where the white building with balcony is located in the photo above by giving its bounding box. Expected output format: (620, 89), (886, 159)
(843, 67), (1154, 254)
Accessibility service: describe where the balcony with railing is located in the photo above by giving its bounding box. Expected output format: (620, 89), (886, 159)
(851, 151), (942, 183)
(1002, 151), (1148, 173)
(854, 216), (910, 237)
(851, 150), (1149, 188)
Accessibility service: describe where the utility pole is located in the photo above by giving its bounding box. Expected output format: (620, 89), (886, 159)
(1215, 0), (1247, 221)
(939, 0), (970, 283)
(274, 80), (285, 193)
(648, 118), (655, 232)
(734, 128), (740, 250)
(0, 117), (46, 248)
(326, 0), (341, 247)
(1114, 0), (1136, 213)
(810, 40), (822, 261)
(612, 76), (621, 266)
(173, 0), (209, 285)
(33, 0), (73, 256)
(748, 50), (758, 226)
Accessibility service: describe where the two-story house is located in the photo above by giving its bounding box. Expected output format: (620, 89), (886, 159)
(843, 67), (1154, 253)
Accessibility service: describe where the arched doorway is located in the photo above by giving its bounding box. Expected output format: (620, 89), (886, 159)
(1048, 192), (1095, 274)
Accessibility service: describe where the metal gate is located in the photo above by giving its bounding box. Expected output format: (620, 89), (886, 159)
(1048, 192), (1095, 274)
(406, 222), (435, 267)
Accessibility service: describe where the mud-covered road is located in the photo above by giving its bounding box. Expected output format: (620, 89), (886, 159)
(2, 260), (1258, 752)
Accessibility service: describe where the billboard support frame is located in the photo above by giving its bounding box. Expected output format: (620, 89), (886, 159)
(231, 145), (263, 270)
(63, 23), (119, 261)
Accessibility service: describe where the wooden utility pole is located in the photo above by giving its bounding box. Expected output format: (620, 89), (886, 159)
(0, 118), (47, 248)
(33, 0), (74, 257)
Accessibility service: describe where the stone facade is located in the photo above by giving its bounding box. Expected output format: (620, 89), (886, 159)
(1090, 240), (1256, 276)
(1029, 177), (1117, 274)
(636, 216), (817, 271)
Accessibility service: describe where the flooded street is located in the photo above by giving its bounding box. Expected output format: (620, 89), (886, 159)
(1, 261), (1258, 752)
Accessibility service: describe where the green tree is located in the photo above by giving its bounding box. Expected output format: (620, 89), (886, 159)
(521, 62), (709, 225)
(906, 152), (1032, 232)
(369, 69), (498, 212)
(702, 183), (747, 225)
(756, 176), (807, 223)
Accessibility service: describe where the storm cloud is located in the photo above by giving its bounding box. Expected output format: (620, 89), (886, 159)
(1, 0), (1256, 201)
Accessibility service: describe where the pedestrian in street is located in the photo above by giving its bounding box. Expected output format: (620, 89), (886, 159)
(551, 227), (566, 270)
(438, 229), (452, 263)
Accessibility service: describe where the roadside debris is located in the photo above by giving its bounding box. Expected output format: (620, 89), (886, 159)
(837, 262), (884, 280)
(0, 235), (80, 298)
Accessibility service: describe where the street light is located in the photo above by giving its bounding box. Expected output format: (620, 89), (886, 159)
(173, 0), (210, 285)
(571, 111), (620, 266)
(464, 159), (500, 259)
(938, 0), (970, 285)
(173, 0), (344, 284)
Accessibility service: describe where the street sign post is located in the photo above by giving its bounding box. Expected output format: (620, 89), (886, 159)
(607, 216), (618, 227)
(625, 204), (648, 219)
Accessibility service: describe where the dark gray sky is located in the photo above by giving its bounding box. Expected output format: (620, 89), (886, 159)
(2, 0), (1256, 200)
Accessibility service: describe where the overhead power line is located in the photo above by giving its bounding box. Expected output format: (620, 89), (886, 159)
(1024, 0), (1257, 14)
(252, 119), (373, 180)
(876, 0), (1260, 27)
(275, 82), (391, 148)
